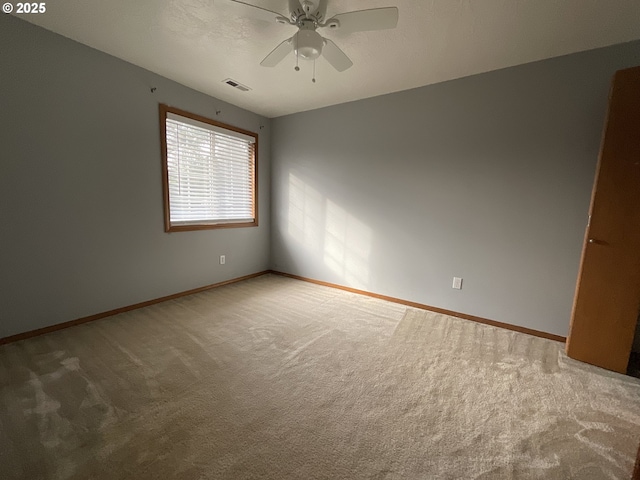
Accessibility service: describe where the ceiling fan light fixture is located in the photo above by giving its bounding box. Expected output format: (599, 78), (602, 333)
(294, 30), (324, 60)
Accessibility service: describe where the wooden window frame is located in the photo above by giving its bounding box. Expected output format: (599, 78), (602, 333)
(159, 104), (258, 232)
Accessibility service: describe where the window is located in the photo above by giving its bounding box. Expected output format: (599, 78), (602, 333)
(159, 104), (258, 232)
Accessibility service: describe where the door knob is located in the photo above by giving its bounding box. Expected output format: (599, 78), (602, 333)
(587, 238), (609, 246)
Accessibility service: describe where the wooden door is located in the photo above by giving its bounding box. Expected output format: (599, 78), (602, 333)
(566, 66), (640, 374)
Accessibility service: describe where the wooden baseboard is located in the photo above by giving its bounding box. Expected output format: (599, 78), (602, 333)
(271, 271), (567, 343)
(1, 270), (566, 346)
(0, 271), (271, 346)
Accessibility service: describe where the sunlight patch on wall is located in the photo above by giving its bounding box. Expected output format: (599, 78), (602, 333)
(324, 200), (372, 289)
(287, 172), (373, 289)
(288, 173), (323, 253)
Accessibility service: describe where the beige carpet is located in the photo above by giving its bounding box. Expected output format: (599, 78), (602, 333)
(1, 274), (639, 479)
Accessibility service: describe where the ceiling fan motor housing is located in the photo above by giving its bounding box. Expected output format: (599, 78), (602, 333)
(294, 30), (324, 60)
(289, 0), (326, 24)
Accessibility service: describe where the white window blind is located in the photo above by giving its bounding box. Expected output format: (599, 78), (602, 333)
(165, 112), (256, 226)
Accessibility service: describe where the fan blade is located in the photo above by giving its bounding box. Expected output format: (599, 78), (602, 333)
(225, 0), (288, 24)
(261, 38), (293, 67)
(325, 7), (398, 34)
(322, 39), (353, 72)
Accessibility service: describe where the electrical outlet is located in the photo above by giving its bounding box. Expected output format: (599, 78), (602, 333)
(452, 277), (463, 290)
(220, 255), (226, 265)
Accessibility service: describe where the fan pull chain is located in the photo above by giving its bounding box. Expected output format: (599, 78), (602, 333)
(312, 59), (316, 83)
(294, 33), (300, 72)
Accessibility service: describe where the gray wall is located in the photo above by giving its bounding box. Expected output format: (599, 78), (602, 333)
(271, 41), (640, 337)
(0, 16), (271, 338)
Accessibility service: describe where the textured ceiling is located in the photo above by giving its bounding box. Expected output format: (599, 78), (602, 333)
(14, 0), (640, 118)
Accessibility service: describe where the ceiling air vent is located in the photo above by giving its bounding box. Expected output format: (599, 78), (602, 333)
(223, 78), (251, 92)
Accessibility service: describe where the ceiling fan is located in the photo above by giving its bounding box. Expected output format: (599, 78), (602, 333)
(223, 0), (399, 74)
